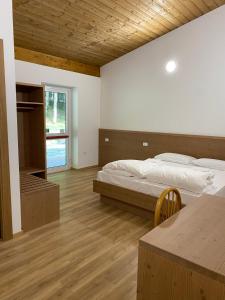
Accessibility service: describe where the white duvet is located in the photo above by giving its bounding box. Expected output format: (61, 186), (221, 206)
(145, 164), (214, 194)
(103, 159), (162, 178)
(103, 159), (214, 194)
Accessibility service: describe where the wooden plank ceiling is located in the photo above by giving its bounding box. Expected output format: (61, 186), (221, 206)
(13, 0), (225, 68)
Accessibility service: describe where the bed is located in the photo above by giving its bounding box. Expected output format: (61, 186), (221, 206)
(97, 163), (225, 203)
(94, 165), (225, 217)
(95, 156), (225, 218)
(94, 130), (225, 218)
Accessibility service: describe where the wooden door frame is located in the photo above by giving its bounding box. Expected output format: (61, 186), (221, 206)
(0, 39), (13, 240)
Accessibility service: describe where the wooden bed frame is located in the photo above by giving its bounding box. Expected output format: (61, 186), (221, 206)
(93, 180), (157, 218)
(93, 129), (225, 218)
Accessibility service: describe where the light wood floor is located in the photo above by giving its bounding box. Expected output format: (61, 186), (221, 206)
(0, 168), (153, 300)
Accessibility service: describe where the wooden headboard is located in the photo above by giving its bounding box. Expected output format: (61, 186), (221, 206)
(99, 129), (225, 166)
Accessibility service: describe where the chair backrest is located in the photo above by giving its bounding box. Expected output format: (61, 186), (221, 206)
(154, 188), (182, 227)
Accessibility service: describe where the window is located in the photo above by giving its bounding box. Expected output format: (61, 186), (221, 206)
(45, 86), (71, 172)
(46, 139), (67, 168)
(46, 91), (67, 134)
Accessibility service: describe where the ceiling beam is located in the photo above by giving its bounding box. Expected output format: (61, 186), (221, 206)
(14, 47), (100, 77)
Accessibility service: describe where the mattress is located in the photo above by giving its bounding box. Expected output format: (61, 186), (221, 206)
(97, 165), (225, 206)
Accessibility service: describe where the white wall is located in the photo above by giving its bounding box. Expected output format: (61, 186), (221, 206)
(15, 60), (101, 168)
(0, 0), (21, 233)
(101, 6), (225, 137)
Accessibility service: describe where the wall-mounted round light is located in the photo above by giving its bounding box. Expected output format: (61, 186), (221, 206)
(165, 60), (177, 73)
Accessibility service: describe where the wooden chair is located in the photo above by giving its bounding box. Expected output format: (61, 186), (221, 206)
(154, 188), (182, 227)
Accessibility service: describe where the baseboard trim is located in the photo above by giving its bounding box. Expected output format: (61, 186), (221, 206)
(13, 231), (24, 239)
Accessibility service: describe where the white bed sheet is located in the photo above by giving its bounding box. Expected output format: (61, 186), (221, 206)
(97, 163), (225, 206)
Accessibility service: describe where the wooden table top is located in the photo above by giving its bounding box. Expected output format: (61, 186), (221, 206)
(140, 194), (225, 284)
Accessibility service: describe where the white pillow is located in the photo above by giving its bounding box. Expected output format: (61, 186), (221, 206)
(193, 158), (225, 171)
(154, 153), (196, 165)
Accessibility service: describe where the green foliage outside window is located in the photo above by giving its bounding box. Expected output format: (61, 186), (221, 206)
(46, 91), (66, 134)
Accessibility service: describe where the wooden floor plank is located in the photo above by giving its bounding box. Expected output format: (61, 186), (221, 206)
(0, 168), (152, 300)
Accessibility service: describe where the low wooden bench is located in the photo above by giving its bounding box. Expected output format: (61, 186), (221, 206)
(20, 174), (59, 232)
